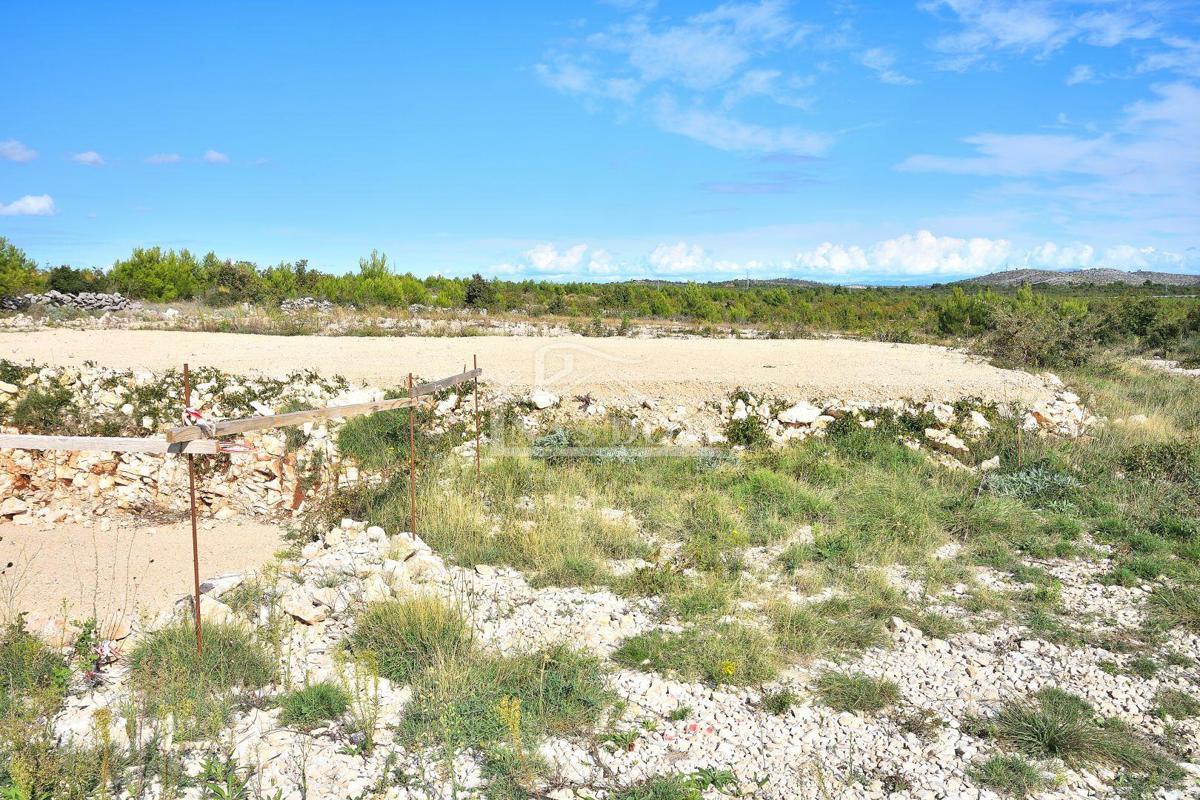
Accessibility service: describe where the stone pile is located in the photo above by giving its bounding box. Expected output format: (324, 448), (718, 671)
(0, 290), (137, 312)
(280, 297), (336, 313)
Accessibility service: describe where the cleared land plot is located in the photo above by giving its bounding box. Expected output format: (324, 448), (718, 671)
(0, 329), (1055, 406)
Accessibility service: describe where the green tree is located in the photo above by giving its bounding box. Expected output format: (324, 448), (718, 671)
(464, 273), (497, 309)
(0, 237), (45, 297)
(109, 247), (203, 301)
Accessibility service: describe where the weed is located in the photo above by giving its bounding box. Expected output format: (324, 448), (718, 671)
(667, 704), (693, 722)
(1147, 585), (1200, 632)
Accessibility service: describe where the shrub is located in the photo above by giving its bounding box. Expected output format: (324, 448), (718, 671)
(724, 415), (770, 449)
(761, 688), (797, 715)
(8, 386), (78, 434)
(0, 237), (45, 297)
(814, 672), (899, 713)
(613, 625), (779, 686)
(349, 597), (470, 683)
(128, 621), (275, 738)
(969, 755), (1043, 797)
(277, 681), (349, 729)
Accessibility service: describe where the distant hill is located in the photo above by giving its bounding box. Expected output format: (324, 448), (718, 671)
(628, 277), (832, 288)
(961, 268), (1200, 287)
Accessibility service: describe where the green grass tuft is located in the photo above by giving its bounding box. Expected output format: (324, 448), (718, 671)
(128, 621), (275, 739)
(814, 672), (900, 714)
(277, 681), (350, 729)
(969, 755), (1043, 797)
(348, 596), (471, 683)
(613, 625), (779, 686)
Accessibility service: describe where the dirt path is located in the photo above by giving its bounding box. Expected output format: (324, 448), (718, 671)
(0, 517), (283, 626)
(0, 329), (1054, 405)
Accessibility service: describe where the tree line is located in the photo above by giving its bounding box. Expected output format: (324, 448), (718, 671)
(2, 237), (1197, 367)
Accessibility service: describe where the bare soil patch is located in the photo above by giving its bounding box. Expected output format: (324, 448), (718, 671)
(0, 517), (284, 624)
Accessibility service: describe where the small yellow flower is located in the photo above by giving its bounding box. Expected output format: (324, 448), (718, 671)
(720, 660), (737, 677)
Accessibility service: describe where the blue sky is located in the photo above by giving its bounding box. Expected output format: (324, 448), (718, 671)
(2, 0), (1198, 283)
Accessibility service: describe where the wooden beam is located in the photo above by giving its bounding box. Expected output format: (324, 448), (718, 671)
(0, 434), (219, 455)
(165, 367), (482, 443)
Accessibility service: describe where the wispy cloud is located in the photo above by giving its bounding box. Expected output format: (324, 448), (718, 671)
(0, 194), (56, 216)
(536, 0), (833, 155)
(0, 139), (38, 163)
(72, 151), (105, 166)
(145, 153), (181, 165)
(1064, 64), (1095, 85)
(861, 48), (916, 85)
(921, 1), (1167, 72)
(202, 149), (230, 164)
(897, 82), (1200, 238)
(653, 96), (830, 155)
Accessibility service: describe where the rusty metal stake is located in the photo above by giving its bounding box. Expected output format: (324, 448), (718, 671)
(408, 373), (417, 537)
(184, 363), (203, 655)
(473, 354), (481, 485)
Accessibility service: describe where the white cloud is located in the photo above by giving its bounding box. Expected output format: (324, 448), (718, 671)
(0, 139), (37, 162)
(525, 243), (589, 273)
(653, 96), (831, 155)
(1065, 64), (1094, 85)
(0, 194), (56, 216)
(796, 230), (1013, 276)
(861, 48), (916, 85)
(72, 150), (105, 166)
(792, 231), (1195, 276)
(1139, 35), (1200, 79)
(203, 150), (230, 165)
(145, 153), (181, 165)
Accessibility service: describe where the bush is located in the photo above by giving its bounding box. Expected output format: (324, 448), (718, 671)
(7, 386), (79, 434)
(109, 247), (203, 301)
(349, 597), (470, 683)
(128, 621), (275, 738)
(0, 237), (45, 297)
(984, 466), (1081, 506)
(277, 681), (349, 729)
(814, 672), (900, 713)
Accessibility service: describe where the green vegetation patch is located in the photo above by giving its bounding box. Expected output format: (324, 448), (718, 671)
(613, 625), (779, 686)
(277, 681), (350, 729)
(348, 597), (471, 684)
(813, 672), (900, 714)
(128, 621), (275, 739)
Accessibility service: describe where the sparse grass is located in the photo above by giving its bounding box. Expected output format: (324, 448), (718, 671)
(760, 688), (797, 715)
(348, 596), (470, 683)
(814, 672), (900, 714)
(0, 620), (68, 719)
(610, 769), (737, 800)
(613, 625), (779, 685)
(770, 576), (956, 660)
(988, 688), (1174, 775)
(277, 681), (349, 729)
(399, 645), (609, 753)
(969, 755), (1044, 797)
(1147, 585), (1200, 632)
(1153, 689), (1200, 720)
(128, 621), (275, 739)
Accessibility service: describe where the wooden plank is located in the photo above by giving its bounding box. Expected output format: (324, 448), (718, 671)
(166, 367), (483, 443)
(0, 434), (219, 454)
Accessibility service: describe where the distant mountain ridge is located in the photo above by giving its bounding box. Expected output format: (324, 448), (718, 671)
(960, 268), (1200, 287)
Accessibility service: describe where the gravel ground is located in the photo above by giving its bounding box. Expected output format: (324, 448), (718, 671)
(0, 329), (1056, 407)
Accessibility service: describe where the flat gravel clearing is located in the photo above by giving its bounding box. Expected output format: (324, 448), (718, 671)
(0, 330), (1054, 405)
